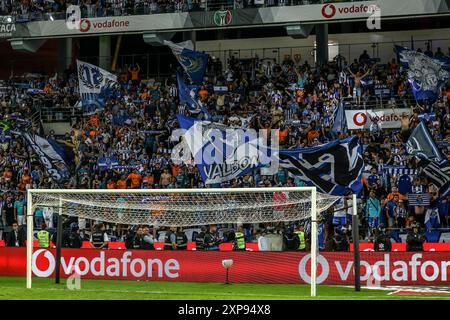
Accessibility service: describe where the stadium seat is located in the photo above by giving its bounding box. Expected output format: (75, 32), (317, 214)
(187, 242), (196, 250)
(350, 243), (375, 251)
(219, 243), (233, 251)
(423, 243), (450, 251)
(0, 240), (4, 247)
(391, 243), (407, 251)
(81, 241), (91, 249)
(153, 242), (165, 250)
(108, 242), (125, 249)
(245, 243), (259, 251)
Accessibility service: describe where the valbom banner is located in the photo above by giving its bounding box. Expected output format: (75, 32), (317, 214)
(0, 249), (449, 285)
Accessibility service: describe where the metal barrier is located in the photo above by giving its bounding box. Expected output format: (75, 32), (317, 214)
(342, 95), (416, 110)
(40, 106), (82, 124)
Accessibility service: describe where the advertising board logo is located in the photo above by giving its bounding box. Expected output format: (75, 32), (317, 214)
(80, 19), (91, 33)
(213, 10), (232, 26)
(0, 16), (16, 38)
(31, 250), (180, 279)
(298, 254), (330, 284)
(353, 112), (367, 126)
(321, 4), (337, 19)
(33, 249), (56, 277)
(321, 3), (381, 29)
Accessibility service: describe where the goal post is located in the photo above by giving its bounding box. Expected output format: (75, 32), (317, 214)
(25, 187), (339, 294)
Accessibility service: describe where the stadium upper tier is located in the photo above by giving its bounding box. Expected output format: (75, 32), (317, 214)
(3, 0), (450, 40)
(2, 1), (375, 23)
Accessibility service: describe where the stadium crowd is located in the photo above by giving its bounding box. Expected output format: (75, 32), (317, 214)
(1, 0), (359, 21)
(0, 44), (449, 252)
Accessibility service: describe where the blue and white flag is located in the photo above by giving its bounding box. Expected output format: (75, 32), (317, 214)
(421, 160), (450, 197)
(278, 137), (364, 195)
(176, 115), (273, 185)
(417, 113), (436, 122)
(425, 207), (441, 230)
(77, 60), (119, 115)
(177, 72), (210, 119)
(406, 121), (445, 163)
(165, 40), (208, 84)
(331, 102), (346, 135)
(395, 46), (450, 100)
(21, 132), (71, 183)
(98, 155), (120, 169)
(26, 88), (45, 95)
(408, 193), (430, 206)
(382, 165), (418, 176)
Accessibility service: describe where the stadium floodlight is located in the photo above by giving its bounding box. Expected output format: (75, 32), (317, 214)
(26, 187), (340, 296)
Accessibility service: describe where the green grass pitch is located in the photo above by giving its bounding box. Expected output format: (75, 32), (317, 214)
(0, 277), (449, 300)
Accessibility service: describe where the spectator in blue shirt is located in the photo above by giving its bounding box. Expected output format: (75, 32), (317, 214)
(366, 190), (381, 237)
(34, 207), (44, 229)
(367, 167), (380, 188)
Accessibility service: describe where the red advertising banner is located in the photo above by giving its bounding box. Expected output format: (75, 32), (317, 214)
(0, 248), (449, 285)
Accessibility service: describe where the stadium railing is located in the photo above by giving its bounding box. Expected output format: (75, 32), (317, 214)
(342, 95), (416, 110)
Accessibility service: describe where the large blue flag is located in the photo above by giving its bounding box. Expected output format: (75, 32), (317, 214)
(165, 40), (208, 85)
(176, 115), (273, 185)
(406, 121), (445, 163)
(278, 137), (364, 195)
(331, 102), (347, 135)
(21, 131), (71, 183)
(176, 73), (210, 120)
(395, 46), (450, 100)
(77, 60), (119, 115)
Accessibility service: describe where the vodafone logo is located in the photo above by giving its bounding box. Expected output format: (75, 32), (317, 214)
(298, 254), (330, 284)
(78, 18), (130, 33)
(321, 3), (380, 19)
(321, 4), (337, 19)
(79, 19), (91, 33)
(31, 250), (180, 279)
(33, 249), (56, 277)
(353, 112), (367, 126)
(299, 253), (450, 284)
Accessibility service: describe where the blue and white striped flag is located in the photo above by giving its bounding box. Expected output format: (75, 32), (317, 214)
(77, 60), (119, 115)
(408, 193), (430, 206)
(406, 121), (445, 163)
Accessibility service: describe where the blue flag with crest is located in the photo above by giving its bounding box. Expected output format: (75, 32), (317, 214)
(278, 137), (364, 196)
(77, 60), (119, 115)
(176, 115), (271, 185)
(395, 46), (450, 101)
(165, 40), (208, 85)
(177, 73), (210, 120)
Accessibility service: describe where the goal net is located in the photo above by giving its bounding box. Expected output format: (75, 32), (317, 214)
(27, 188), (339, 226)
(26, 187), (340, 296)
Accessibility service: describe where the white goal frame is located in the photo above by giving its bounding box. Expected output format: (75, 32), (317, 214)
(26, 187), (319, 296)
